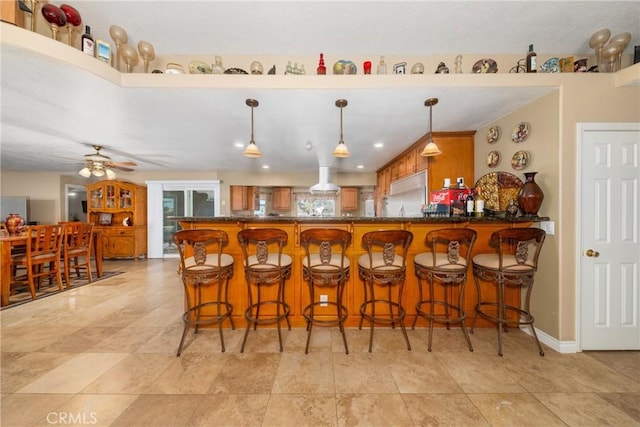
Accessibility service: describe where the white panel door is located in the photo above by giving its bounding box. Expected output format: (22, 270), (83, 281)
(579, 123), (640, 350)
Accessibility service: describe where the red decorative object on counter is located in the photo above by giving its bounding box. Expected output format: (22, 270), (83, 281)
(41, 3), (67, 40)
(517, 172), (544, 216)
(5, 213), (25, 235)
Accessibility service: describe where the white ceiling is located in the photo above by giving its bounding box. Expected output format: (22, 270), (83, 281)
(1, 1), (638, 176)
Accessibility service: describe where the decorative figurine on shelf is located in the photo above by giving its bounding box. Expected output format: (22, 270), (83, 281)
(211, 56), (225, 74)
(267, 65), (276, 75)
(41, 3), (67, 40)
(363, 61), (372, 74)
(60, 4), (81, 47)
(410, 62), (424, 74)
(393, 62), (407, 74)
(137, 40), (155, 73)
(317, 53), (326, 75)
(109, 25), (128, 72)
(376, 56), (387, 74)
(435, 62), (449, 74)
(250, 61), (264, 75)
(454, 55), (463, 73)
(506, 199), (520, 218)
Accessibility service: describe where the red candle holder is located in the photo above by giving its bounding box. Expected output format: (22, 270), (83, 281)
(41, 4), (67, 41)
(60, 4), (81, 46)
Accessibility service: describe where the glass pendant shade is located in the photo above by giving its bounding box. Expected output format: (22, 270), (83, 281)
(244, 99), (262, 158)
(105, 168), (117, 180)
(333, 99), (349, 158)
(137, 40), (155, 73)
(420, 97), (442, 157)
(120, 44), (139, 73)
(78, 167), (91, 177)
(109, 25), (128, 71)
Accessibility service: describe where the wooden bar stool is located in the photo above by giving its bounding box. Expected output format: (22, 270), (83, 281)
(173, 229), (235, 356)
(358, 229), (413, 352)
(471, 227), (546, 356)
(237, 228), (292, 353)
(413, 228), (477, 352)
(301, 228), (352, 354)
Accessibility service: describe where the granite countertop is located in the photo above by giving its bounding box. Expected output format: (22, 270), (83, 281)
(171, 215), (548, 224)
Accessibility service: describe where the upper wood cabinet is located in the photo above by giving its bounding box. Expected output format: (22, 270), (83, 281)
(230, 185), (259, 211)
(341, 187), (359, 211)
(272, 187), (291, 211)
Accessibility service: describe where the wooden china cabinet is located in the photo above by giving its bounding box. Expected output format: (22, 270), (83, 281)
(86, 180), (147, 259)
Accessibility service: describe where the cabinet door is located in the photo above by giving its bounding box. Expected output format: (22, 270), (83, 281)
(118, 184), (134, 209)
(341, 187), (358, 211)
(273, 187), (291, 211)
(416, 140), (430, 171)
(397, 156), (407, 178)
(405, 150), (416, 175)
(230, 186), (247, 211)
(105, 184), (116, 209)
(89, 187), (103, 209)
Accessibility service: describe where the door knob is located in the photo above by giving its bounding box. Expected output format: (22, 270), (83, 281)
(585, 249), (600, 257)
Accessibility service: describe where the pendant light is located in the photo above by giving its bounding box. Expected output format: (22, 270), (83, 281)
(243, 98), (262, 158)
(420, 97), (442, 157)
(332, 99), (350, 158)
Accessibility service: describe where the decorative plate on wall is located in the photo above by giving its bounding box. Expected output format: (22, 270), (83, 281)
(511, 150), (531, 170)
(487, 126), (501, 143)
(474, 172), (523, 211)
(486, 150), (500, 168)
(511, 122), (530, 143)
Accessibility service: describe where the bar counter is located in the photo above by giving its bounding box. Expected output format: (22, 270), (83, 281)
(174, 216), (545, 328)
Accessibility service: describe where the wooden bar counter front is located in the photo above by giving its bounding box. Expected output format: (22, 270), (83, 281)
(176, 216), (540, 329)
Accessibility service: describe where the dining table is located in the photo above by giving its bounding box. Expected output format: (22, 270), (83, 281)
(0, 229), (103, 307)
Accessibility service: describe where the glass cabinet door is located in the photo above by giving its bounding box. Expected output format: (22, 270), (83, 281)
(89, 188), (103, 209)
(119, 187), (133, 209)
(105, 184), (116, 208)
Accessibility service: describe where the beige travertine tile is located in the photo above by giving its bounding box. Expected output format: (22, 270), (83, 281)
(17, 352), (128, 394)
(32, 394), (139, 427)
(38, 326), (124, 353)
(1, 352), (76, 393)
(0, 325), (82, 352)
(336, 393), (413, 426)
(86, 325), (166, 353)
(110, 394), (204, 427)
(1, 393), (73, 426)
(402, 393), (489, 426)
(468, 393), (566, 426)
(144, 352), (227, 394)
(82, 353), (174, 394)
(180, 327), (243, 354)
(233, 327), (292, 353)
(188, 394), (270, 427)
(533, 392), (639, 426)
(333, 352), (399, 394)
(263, 393), (337, 427)
(208, 352), (281, 394)
(435, 352), (526, 393)
(272, 351), (335, 394)
(585, 350), (640, 383)
(597, 392), (640, 423)
(387, 349), (463, 393)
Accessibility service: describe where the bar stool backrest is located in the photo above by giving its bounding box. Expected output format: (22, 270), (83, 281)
(491, 227), (546, 272)
(423, 228), (477, 271)
(360, 230), (413, 272)
(173, 229), (232, 273)
(237, 228), (289, 271)
(301, 228), (351, 271)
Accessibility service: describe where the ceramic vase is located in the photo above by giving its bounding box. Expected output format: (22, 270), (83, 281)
(517, 172), (544, 216)
(5, 213), (25, 235)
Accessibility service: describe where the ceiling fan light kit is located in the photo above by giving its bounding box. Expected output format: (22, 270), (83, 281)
(243, 98), (262, 158)
(333, 99), (349, 158)
(78, 145), (136, 179)
(420, 97), (442, 158)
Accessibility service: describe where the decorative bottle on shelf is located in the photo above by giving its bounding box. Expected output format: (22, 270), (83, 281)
(475, 187), (485, 217)
(377, 56), (387, 74)
(316, 53), (326, 75)
(526, 44), (537, 73)
(465, 190), (475, 217)
(211, 56), (225, 74)
(81, 25), (95, 56)
(517, 172), (544, 216)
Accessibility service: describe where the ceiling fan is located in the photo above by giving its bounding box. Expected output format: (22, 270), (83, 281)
(78, 145), (137, 179)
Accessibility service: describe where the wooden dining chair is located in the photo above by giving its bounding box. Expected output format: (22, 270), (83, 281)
(11, 224), (65, 300)
(62, 222), (94, 287)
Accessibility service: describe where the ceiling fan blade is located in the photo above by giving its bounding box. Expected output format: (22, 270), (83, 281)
(109, 161), (137, 167)
(108, 164), (135, 172)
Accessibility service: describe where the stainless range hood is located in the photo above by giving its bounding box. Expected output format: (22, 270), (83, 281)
(309, 166), (340, 194)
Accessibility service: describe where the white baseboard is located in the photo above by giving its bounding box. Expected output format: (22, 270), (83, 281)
(520, 326), (578, 353)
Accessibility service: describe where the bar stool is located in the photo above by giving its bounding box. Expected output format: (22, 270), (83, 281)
(301, 228), (352, 354)
(237, 228), (292, 353)
(413, 228), (477, 352)
(471, 227), (546, 356)
(173, 229), (235, 356)
(358, 230), (413, 352)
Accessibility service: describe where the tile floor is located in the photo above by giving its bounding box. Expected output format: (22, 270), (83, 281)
(1, 259), (639, 426)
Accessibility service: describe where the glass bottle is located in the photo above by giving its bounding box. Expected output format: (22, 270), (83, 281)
(377, 56), (387, 74)
(475, 187), (485, 217)
(211, 56), (225, 74)
(465, 190), (475, 217)
(316, 53), (326, 75)
(526, 44), (537, 73)
(81, 25), (94, 56)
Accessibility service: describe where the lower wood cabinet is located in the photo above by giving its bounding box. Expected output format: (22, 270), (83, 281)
(97, 226), (146, 259)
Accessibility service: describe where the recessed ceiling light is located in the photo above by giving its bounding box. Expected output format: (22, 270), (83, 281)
(357, 165), (364, 169)
(234, 142), (244, 148)
(262, 165), (269, 169)
(373, 142), (384, 148)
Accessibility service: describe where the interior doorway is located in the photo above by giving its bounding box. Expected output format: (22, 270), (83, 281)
(65, 184), (87, 222)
